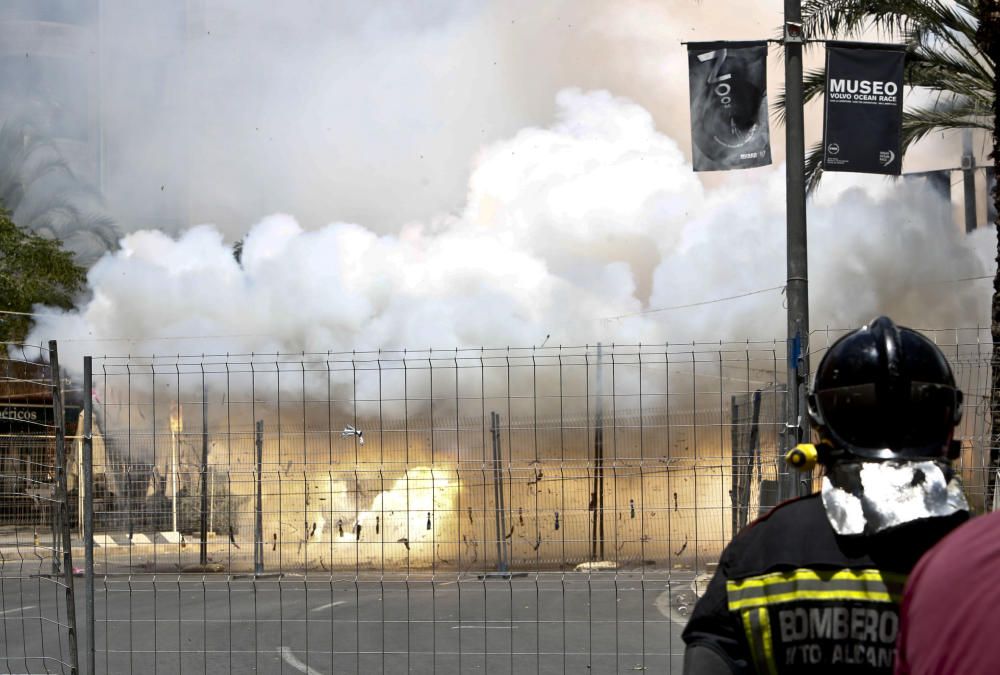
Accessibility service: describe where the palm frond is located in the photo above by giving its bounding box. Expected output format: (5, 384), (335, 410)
(901, 103), (992, 148)
(17, 198), (84, 237)
(802, 0), (926, 40)
(802, 67), (828, 105)
(805, 141), (825, 194)
(772, 67), (827, 127)
(0, 118), (119, 259)
(0, 121), (76, 213)
(907, 46), (993, 102)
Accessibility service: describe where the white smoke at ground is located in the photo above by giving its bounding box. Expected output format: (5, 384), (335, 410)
(28, 89), (993, 390)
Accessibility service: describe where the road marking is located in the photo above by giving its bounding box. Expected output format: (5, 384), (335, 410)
(278, 646), (323, 675)
(0, 605), (35, 616)
(655, 584), (695, 627)
(310, 601), (346, 612)
(451, 624), (517, 630)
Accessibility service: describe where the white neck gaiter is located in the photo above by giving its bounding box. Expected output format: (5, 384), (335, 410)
(821, 460), (968, 536)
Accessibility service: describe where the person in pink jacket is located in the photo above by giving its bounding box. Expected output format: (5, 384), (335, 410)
(895, 508), (1000, 674)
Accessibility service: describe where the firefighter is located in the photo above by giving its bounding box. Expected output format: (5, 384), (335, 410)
(682, 316), (969, 674)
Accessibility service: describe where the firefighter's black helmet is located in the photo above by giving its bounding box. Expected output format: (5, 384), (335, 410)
(807, 316), (963, 462)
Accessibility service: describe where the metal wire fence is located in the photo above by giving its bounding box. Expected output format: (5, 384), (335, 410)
(76, 342), (794, 673)
(0, 342), (79, 675)
(81, 333), (1000, 673)
(2, 330), (995, 673)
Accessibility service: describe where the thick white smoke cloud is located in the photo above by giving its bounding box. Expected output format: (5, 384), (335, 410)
(64, 1), (785, 235)
(651, 169), (993, 342)
(28, 89), (993, 379)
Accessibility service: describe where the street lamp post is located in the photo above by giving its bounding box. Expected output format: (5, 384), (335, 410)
(784, 1), (811, 498)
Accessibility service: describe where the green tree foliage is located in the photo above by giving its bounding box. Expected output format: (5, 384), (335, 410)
(0, 207), (85, 343)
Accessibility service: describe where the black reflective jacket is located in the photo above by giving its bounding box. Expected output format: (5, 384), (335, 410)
(681, 493), (967, 674)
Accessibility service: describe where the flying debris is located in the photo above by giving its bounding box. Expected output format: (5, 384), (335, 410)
(341, 425), (364, 445)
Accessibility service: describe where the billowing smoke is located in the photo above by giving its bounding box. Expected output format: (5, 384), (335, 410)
(28, 88), (993, 377)
(7, 1), (785, 237)
(12, 2), (993, 378)
(15, 4), (994, 566)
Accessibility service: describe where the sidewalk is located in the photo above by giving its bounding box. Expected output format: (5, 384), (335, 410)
(0, 527), (242, 572)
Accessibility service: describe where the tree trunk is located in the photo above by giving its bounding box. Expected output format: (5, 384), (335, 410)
(979, 1), (1000, 511)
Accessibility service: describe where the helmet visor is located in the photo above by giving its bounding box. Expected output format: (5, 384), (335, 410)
(814, 381), (959, 456)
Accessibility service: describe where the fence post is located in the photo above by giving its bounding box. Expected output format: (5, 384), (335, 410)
(209, 470), (215, 535)
(77, 433), (84, 538)
(592, 344), (605, 561)
(200, 370), (209, 566)
(254, 420), (264, 575)
(50, 359), (61, 575)
(730, 395), (739, 539)
(83, 356), (95, 675)
(490, 412), (508, 572)
(49, 341), (79, 674)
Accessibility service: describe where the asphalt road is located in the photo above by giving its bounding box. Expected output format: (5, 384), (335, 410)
(0, 570), (693, 674)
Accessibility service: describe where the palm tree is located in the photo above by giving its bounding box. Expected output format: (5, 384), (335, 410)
(791, 0), (999, 507)
(977, 1), (1000, 509)
(0, 120), (119, 264)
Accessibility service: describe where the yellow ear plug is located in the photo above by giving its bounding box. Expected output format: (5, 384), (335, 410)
(785, 443), (818, 471)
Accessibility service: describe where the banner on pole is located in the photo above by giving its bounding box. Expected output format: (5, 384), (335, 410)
(823, 42), (905, 175)
(687, 41), (771, 172)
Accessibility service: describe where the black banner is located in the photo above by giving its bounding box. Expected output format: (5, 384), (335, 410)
(687, 41), (770, 172)
(823, 42), (905, 175)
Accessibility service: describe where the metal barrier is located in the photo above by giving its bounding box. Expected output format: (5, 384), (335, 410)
(2, 331), (993, 673)
(75, 342), (793, 672)
(0, 342), (79, 674)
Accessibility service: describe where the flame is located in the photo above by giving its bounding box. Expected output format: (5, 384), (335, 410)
(169, 402), (183, 433)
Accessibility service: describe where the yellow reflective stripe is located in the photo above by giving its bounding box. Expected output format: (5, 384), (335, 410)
(757, 607), (778, 675)
(726, 568), (906, 611)
(741, 610), (761, 670)
(729, 588), (896, 611)
(730, 567), (904, 589)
